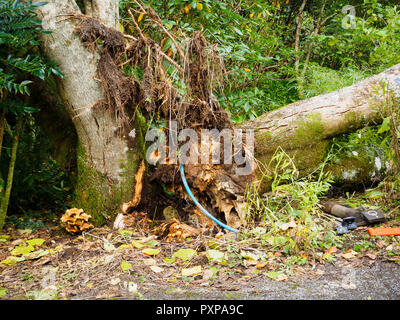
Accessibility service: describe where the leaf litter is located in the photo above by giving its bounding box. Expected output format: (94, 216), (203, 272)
(0, 207), (398, 300)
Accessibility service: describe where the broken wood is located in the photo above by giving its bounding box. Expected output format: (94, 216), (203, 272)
(122, 159), (146, 214)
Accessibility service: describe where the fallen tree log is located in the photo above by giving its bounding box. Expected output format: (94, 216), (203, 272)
(241, 63), (400, 192)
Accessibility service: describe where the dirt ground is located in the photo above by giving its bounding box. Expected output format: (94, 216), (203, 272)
(0, 216), (399, 301)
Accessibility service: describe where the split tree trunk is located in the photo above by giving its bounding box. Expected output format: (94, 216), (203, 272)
(34, 0), (141, 225)
(241, 63), (400, 192)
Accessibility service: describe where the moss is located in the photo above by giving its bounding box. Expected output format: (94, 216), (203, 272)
(327, 156), (375, 187)
(291, 113), (325, 147)
(74, 143), (140, 226)
(254, 130), (273, 155)
(255, 140), (330, 193)
(343, 111), (359, 129)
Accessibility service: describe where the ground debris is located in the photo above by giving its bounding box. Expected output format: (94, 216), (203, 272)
(153, 218), (201, 243)
(113, 211), (151, 231)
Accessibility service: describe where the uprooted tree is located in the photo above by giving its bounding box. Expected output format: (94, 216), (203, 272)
(32, 0), (400, 230)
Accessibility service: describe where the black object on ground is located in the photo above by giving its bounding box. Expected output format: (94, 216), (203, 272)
(361, 210), (386, 224)
(336, 216), (358, 234)
(322, 201), (387, 234)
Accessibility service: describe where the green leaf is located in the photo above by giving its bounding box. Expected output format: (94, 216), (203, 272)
(0, 287), (8, 298)
(121, 260), (132, 272)
(119, 230), (133, 237)
(363, 189), (384, 199)
(182, 265), (202, 277)
(19, 229), (32, 235)
(206, 249), (225, 263)
(11, 244), (34, 256)
(131, 240), (145, 249)
(27, 238), (45, 247)
(164, 257), (175, 264)
(1, 256), (25, 266)
(142, 248), (160, 256)
(103, 241), (116, 252)
(240, 250), (260, 261)
(23, 249), (49, 260)
(173, 248), (197, 261)
(145, 239), (159, 248)
(266, 271), (287, 281)
(378, 117), (391, 134)
(266, 271), (281, 279)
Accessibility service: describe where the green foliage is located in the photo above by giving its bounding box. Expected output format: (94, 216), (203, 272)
(0, 0), (62, 102)
(0, 1), (64, 230)
(308, 1), (400, 73)
(120, 0), (299, 122)
(301, 64), (369, 98)
(243, 149), (337, 255)
(120, 0), (399, 124)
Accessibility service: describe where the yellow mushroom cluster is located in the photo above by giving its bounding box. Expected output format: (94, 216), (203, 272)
(61, 208), (94, 234)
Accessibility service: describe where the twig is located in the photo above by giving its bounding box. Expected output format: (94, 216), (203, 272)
(299, 0), (328, 92)
(133, 0), (185, 61)
(128, 9), (146, 41)
(127, 9), (184, 73)
(294, 0), (308, 74)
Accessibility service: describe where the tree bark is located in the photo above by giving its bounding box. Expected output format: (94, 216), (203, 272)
(85, 0), (119, 29)
(34, 0), (139, 225)
(0, 116), (22, 230)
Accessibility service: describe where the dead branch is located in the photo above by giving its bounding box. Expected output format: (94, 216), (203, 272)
(127, 9), (184, 73)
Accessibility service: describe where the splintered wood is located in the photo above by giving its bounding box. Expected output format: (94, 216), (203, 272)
(114, 160), (152, 231)
(153, 218), (200, 243)
(122, 159), (145, 214)
(113, 211), (151, 231)
(61, 208), (94, 234)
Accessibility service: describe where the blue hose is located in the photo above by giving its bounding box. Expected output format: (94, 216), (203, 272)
(179, 165), (239, 233)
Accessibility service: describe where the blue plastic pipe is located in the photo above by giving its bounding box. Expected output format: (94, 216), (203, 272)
(179, 165), (239, 233)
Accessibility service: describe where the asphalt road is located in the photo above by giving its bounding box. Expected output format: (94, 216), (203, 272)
(138, 261), (400, 300)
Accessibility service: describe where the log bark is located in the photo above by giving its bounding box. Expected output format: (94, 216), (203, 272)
(240, 63), (400, 192)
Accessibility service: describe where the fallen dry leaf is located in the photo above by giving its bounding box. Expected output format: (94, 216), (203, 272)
(144, 258), (157, 266)
(255, 262), (268, 269)
(366, 253), (377, 260)
(341, 250), (358, 260)
(182, 265), (202, 277)
(150, 266), (164, 273)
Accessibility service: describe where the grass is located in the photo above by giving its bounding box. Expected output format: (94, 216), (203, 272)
(242, 148), (340, 256)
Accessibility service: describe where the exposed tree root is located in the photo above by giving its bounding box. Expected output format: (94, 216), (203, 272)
(67, 2), (256, 237)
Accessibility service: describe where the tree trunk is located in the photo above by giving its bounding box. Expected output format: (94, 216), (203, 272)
(240, 63), (400, 192)
(34, 0), (141, 225)
(0, 116), (23, 230)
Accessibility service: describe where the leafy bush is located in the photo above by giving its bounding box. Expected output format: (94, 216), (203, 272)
(0, 0), (63, 230)
(0, 0), (62, 104)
